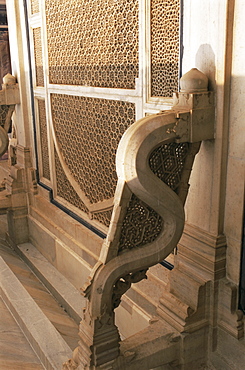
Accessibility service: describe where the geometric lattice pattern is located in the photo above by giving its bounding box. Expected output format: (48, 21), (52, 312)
(149, 142), (189, 192)
(93, 210), (113, 228)
(118, 141), (190, 252)
(0, 33), (11, 79)
(151, 0), (180, 97)
(54, 149), (89, 214)
(46, 0), (139, 88)
(30, 0), (39, 14)
(118, 194), (163, 253)
(51, 94), (135, 204)
(55, 148), (112, 227)
(37, 99), (50, 180)
(0, 105), (10, 127)
(33, 28), (44, 87)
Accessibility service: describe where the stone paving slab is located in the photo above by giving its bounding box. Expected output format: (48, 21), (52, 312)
(0, 256), (72, 370)
(0, 296), (45, 370)
(17, 242), (85, 325)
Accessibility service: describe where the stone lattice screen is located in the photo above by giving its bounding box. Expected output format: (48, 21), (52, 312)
(55, 148), (113, 227)
(37, 99), (50, 180)
(118, 142), (191, 253)
(30, 0), (39, 14)
(0, 105), (10, 126)
(51, 94), (135, 227)
(45, 0), (139, 89)
(0, 35), (11, 82)
(32, 0), (181, 231)
(33, 28), (44, 87)
(151, 0), (180, 96)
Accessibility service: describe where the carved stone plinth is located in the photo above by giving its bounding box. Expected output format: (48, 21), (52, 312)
(78, 313), (120, 368)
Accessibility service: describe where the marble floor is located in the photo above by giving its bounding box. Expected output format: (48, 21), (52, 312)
(0, 213), (79, 369)
(0, 296), (45, 370)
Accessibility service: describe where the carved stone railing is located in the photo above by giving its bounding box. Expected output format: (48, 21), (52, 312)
(0, 73), (20, 158)
(64, 68), (214, 369)
(0, 74), (20, 210)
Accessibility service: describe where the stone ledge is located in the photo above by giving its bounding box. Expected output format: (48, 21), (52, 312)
(16, 242), (86, 325)
(116, 320), (180, 370)
(0, 256), (72, 370)
(210, 328), (245, 370)
(29, 206), (99, 267)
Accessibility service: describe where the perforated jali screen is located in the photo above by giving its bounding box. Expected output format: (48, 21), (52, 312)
(54, 149), (89, 214)
(45, 0), (139, 89)
(51, 94), (135, 204)
(151, 0), (180, 97)
(33, 28), (44, 87)
(54, 148), (113, 227)
(30, 0), (39, 14)
(51, 94), (135, 226)
(0, 105), (10, 127)
(31, 0), (182, 231)
(118, 194), (163, 253)
(149, 142), (189, 192)
(37, 99), (50, 180)
(117, 142), (190, 252)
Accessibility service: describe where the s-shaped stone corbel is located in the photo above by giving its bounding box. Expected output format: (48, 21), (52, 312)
(63, 68), (215, 370)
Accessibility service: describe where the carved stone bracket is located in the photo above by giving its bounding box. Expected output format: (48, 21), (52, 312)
(112, 269), (148, 310)
(63, 68), (215, 369)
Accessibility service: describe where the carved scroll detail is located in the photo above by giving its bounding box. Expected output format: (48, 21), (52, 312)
(64, 83), (214, 369)
(72, 111), (190, 369)
(112, 269), (148, 309)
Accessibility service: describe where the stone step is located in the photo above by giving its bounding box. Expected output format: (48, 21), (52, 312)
(0, 295), (45, 369)
(125, 263), (171, 317)
(0, 256), (73, 370)
(15, 242), (86, 325)
(0, 219), (82, 369)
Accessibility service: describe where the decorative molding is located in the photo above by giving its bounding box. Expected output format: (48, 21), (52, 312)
(177, 223), (227, 281)
(218, 278), (244, 339)
(156, 270), (210, 334)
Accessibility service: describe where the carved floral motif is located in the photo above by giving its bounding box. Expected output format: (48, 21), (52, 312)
(112, 269), (148, 309)
(118, 194), (163, 253)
